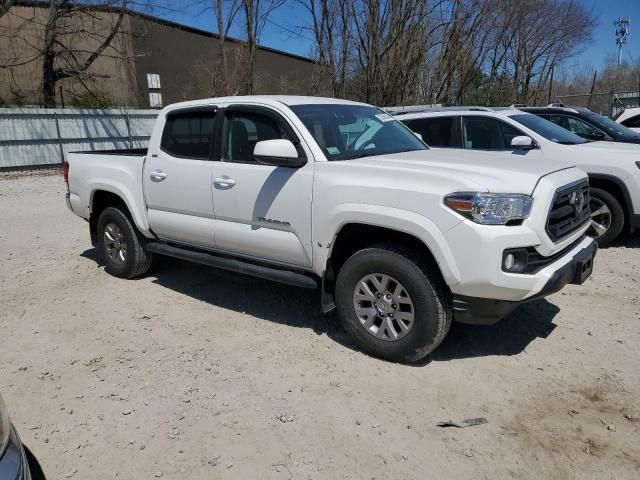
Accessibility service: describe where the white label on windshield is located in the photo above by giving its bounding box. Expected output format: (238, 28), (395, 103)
(375, 113), (394, 122)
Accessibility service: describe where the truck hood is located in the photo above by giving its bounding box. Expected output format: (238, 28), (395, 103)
(350, 149), (574, 195)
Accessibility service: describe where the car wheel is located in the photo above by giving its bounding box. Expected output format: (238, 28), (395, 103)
(97, 206), (153, 278)
(335, 244), (451, 363)
(588, 187), (624, 247)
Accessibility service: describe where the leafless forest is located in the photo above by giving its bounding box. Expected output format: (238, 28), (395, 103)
(1, 0), (639, 107)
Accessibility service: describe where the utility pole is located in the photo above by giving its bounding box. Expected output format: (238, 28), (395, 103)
(616, 17), (631, 66)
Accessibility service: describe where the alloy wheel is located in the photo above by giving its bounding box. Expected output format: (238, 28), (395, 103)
(588, 197), (612, 238)
(104, 223), (127, 264)
(353, 273), (415, 342)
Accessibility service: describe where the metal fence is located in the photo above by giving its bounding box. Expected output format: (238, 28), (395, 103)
(0, 108), (159, 170)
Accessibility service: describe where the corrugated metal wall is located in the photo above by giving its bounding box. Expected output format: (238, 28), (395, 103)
(0, 108), (159, 169)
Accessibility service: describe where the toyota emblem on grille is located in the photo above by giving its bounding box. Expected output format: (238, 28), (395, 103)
(570, 190), (585, 215)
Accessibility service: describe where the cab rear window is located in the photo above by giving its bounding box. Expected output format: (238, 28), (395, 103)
(161, 111), (216, 159)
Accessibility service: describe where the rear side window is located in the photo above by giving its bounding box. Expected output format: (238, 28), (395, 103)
(403, 116), (460, 147)
(462, 117), (523, 150)
(161, 110), (216, 159)
(621, 114), (640, 128)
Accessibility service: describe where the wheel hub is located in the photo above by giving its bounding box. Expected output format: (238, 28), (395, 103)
(353, 273), (414, 342)
(588, 197), (612, 238)
(104, 223), (127, 264)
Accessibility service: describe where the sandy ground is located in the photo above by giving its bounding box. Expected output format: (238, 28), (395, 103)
(1, 172), (639, 480)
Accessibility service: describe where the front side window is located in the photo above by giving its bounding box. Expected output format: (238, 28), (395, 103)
(290, 104), (426, 160)
(224, 111), (292, 163)
(403, 116), (460, 148)
(510, 114), (586, 145)
(161, 110), (216, 159)
(462, 117), (522, 150)
(548, 115), (600, 139)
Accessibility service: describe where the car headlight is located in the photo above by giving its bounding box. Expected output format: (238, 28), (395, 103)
(445, 193), (533, 225)
(0, 394), (10, 455)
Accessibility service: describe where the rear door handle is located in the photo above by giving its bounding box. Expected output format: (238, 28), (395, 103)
(214, 177), (236, 188)
(150, 171), (167, 181)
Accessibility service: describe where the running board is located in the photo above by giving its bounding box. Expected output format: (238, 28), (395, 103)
(145, 242), (318, 289)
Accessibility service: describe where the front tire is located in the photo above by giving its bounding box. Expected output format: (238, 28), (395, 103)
(588, 187), (624, 247)
(97, 206), (153, 278)
(335, 244), (451, 363)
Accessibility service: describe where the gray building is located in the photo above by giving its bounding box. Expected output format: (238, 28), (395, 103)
(0, 2), (317, 108)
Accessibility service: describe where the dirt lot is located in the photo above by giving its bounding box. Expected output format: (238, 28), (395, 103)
(1, 172), (639, 480)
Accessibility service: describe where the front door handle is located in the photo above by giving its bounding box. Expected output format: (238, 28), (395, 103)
(214, 177), (236, 188)
(150, 171), (167, 181)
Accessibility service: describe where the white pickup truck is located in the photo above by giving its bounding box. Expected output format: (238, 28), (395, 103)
(65, 96), (596, 362)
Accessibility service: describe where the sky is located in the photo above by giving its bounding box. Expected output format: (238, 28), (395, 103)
(157, 0), (640, 71)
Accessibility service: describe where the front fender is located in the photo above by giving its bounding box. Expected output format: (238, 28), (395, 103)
(313, 203), (462, 287)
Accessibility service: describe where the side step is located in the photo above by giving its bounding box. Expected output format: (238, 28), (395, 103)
(146, 242), (318, 289)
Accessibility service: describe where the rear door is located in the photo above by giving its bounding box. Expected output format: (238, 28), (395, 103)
(211, 105), (314, 268)
(402, 116), (462, 148)
(143, 107), (218, 248)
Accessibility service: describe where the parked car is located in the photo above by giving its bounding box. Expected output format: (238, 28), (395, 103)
(520, 105), (640, 144)
(396, 107), (640, 246)
(65, 96), (596, 363)
(0, 393), (33, 480)
(614, 107), (640, 133)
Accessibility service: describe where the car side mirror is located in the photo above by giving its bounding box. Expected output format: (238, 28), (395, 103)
(511, 136), (536, 149)
(253, 139), (306, 168)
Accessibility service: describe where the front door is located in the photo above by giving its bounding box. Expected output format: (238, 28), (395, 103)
(143, 107), (217, 248)
(211, 106), (313, 268)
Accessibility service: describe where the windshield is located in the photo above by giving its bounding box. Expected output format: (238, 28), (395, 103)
(510, 114), (587, 145)
(580, 110), (640, 139)
(290, 104), (427, 160)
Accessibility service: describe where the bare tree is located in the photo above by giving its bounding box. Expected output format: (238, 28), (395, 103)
(240, 0), (285, 94)
(296, 0), (351, 97)
(0, 0), (16, 18)
(211, 0), (242, 94)
(0, 0), (140, 107)
(40, 0), (129, 107)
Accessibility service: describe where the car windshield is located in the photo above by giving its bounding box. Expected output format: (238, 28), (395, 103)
(290, 104), (427, 160)
(580, 109), (640, 139)
(510, 114), (587, 145)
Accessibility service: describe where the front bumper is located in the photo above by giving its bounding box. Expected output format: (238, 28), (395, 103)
(453, 239), (597, 324)
(0, 427), (32, 480)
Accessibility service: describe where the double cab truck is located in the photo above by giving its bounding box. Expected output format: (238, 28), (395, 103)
(65, 96), (597, 362)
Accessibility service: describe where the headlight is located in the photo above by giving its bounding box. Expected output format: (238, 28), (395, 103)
(0, 394), (10, 455)
(445, 193), (533, 225)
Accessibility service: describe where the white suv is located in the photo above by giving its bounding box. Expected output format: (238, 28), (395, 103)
(396, 107), (640, 246)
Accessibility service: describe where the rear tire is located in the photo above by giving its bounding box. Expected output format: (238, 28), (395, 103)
(97, 206), (153, 278)
(589, 187), (624, 247)
(335, 244), (451, 363)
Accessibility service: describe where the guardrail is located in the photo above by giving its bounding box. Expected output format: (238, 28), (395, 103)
(0, 108), (159, 170)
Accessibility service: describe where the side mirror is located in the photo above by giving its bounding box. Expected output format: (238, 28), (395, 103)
(511, 136), (536, 149)
(253, 139), (306, 168)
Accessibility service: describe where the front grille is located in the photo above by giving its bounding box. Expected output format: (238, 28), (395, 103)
(546, 180), (591, 242)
